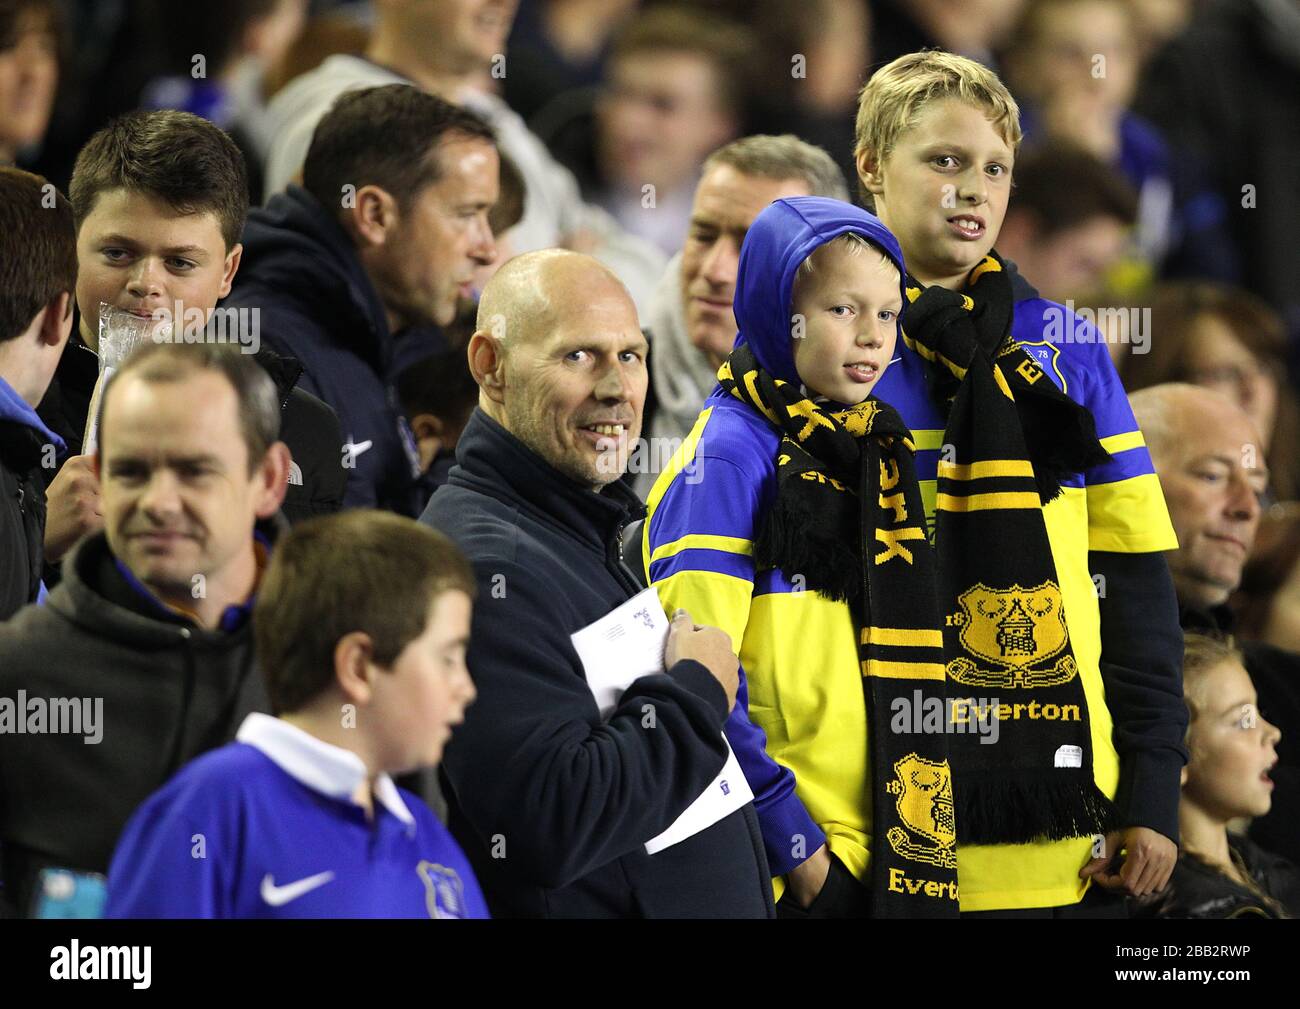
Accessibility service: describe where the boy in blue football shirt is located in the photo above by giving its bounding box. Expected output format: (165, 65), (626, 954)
(106, 509), (487, 918)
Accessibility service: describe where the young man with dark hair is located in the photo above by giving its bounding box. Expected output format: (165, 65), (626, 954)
(0, 165), (74, 619)
(106, 509), (486, 918)
(223, 83), (499, 515)
(38, 108), (344, 571)
(0, 343), (290, 917)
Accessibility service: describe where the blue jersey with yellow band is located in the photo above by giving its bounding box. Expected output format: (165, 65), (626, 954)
(646, 218), (1178, 910)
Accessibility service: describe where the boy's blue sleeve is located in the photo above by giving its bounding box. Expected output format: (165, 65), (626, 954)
(105, 770), (233, 919)
(645, 412), (825, 876)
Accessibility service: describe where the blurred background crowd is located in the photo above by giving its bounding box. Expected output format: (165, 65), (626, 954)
(3, 0), (1300, 918)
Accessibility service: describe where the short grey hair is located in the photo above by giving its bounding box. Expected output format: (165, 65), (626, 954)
(703, 134), (849, 202)
(101, 342), (281, 472)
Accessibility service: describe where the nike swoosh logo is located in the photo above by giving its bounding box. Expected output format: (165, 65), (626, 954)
(344, 439), (373, 458)
(260, 871), (335, 906)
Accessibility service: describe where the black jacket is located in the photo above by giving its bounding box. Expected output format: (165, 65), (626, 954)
(0, 383), (60, 621)
(35, 328), (346, 525)
(421, 409), (773, 918)
(0, 527), (278, 916)
(1131, 835), (1300, 919)
(224, 186), (445, 516)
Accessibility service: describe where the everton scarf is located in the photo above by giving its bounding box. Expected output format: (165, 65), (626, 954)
(719, 344), (958, 918)
(903, 253), (1115, 845)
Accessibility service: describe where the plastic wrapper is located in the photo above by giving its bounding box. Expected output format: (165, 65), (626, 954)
(82, 303), (170, 455)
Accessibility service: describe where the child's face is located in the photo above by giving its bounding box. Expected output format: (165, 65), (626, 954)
(791, 243), (901, 406)
(859, 98), (1013, 290)
(1184, 660), (1281, 822)
(370, 589), (476, 774)
(75, 188), (240, 350)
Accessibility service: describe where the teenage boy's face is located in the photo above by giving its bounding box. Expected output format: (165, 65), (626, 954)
(75, 189), (240, 349)
(859, 98), (1013, 290)
(370, 589), (476, 773)
(791, 244), (901, 406)
(1184, 661), (1280, 821)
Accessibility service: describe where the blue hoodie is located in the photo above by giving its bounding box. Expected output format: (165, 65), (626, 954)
(642, 198), (909, 893)
(731, 197), (907, 387)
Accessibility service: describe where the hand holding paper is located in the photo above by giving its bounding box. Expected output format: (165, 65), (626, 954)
(570, 588), (754, 855)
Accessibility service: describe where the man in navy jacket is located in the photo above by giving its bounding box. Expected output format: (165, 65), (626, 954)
(422, 249), (775, 917)
(225, 84), (499, 515)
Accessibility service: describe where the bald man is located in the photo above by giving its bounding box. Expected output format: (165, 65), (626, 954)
(1130, 384), (1269, 618)
(1131, 383), (1300, 864)
(420, 251), (775, 918)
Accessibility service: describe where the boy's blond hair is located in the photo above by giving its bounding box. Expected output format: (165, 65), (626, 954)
(854, 51), (1023, 203)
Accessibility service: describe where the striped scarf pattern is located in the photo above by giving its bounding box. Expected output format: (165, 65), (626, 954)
(903, 253), (1116, 845)
(719, 344), (959, 917)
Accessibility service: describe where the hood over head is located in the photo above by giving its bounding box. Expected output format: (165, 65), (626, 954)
(732, 197), (907, 386)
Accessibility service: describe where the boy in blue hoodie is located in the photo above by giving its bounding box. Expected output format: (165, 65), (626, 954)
(0, 167), (75, 619)
(645, 196), (960, 917)
(106, 510), (488, 919)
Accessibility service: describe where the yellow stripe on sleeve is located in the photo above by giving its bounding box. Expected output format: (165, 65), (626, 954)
(1087, 473), (1179, 552)
(1099, 431), (1146, 455)
(649, 534), (754, 565)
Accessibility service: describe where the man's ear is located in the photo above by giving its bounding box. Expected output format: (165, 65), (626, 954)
(219, 243), (244, 300)
(411, 413), (445, 471)
(38, 291), (73, 349)
(856, 148), (885, 197)
(345, 185), (399, 249)
(254, 441), (292, 517)
(412, 413), (445, 441)
(334, 630), (376, 706)
(467, 329), (507, 406)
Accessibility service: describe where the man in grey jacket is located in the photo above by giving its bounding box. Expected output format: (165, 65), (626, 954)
(0, 343), (289, 917)
(635, 136), (849, 499)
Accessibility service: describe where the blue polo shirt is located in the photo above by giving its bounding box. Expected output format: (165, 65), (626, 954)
(105, 714), (488, 918)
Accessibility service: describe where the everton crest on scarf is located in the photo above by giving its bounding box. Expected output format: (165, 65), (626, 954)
(718, 342), (959, 918)
(902, 253), (1115, 845)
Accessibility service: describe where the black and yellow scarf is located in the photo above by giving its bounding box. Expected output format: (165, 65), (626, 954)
(719, 344), (958, 918)
(903, 252), (1115, 846)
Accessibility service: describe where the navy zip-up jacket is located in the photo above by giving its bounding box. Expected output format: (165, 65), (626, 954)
(421, 409), (774, 917)
(224, 186), (441, 516)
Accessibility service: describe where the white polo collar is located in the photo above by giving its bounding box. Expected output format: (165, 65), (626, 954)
(237, 713), (416, 832)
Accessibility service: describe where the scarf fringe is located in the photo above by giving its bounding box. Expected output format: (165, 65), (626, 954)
(1017, 383), (1114, 504)
(756, 496), (861, 605)
(954, 776), (1115, 845)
